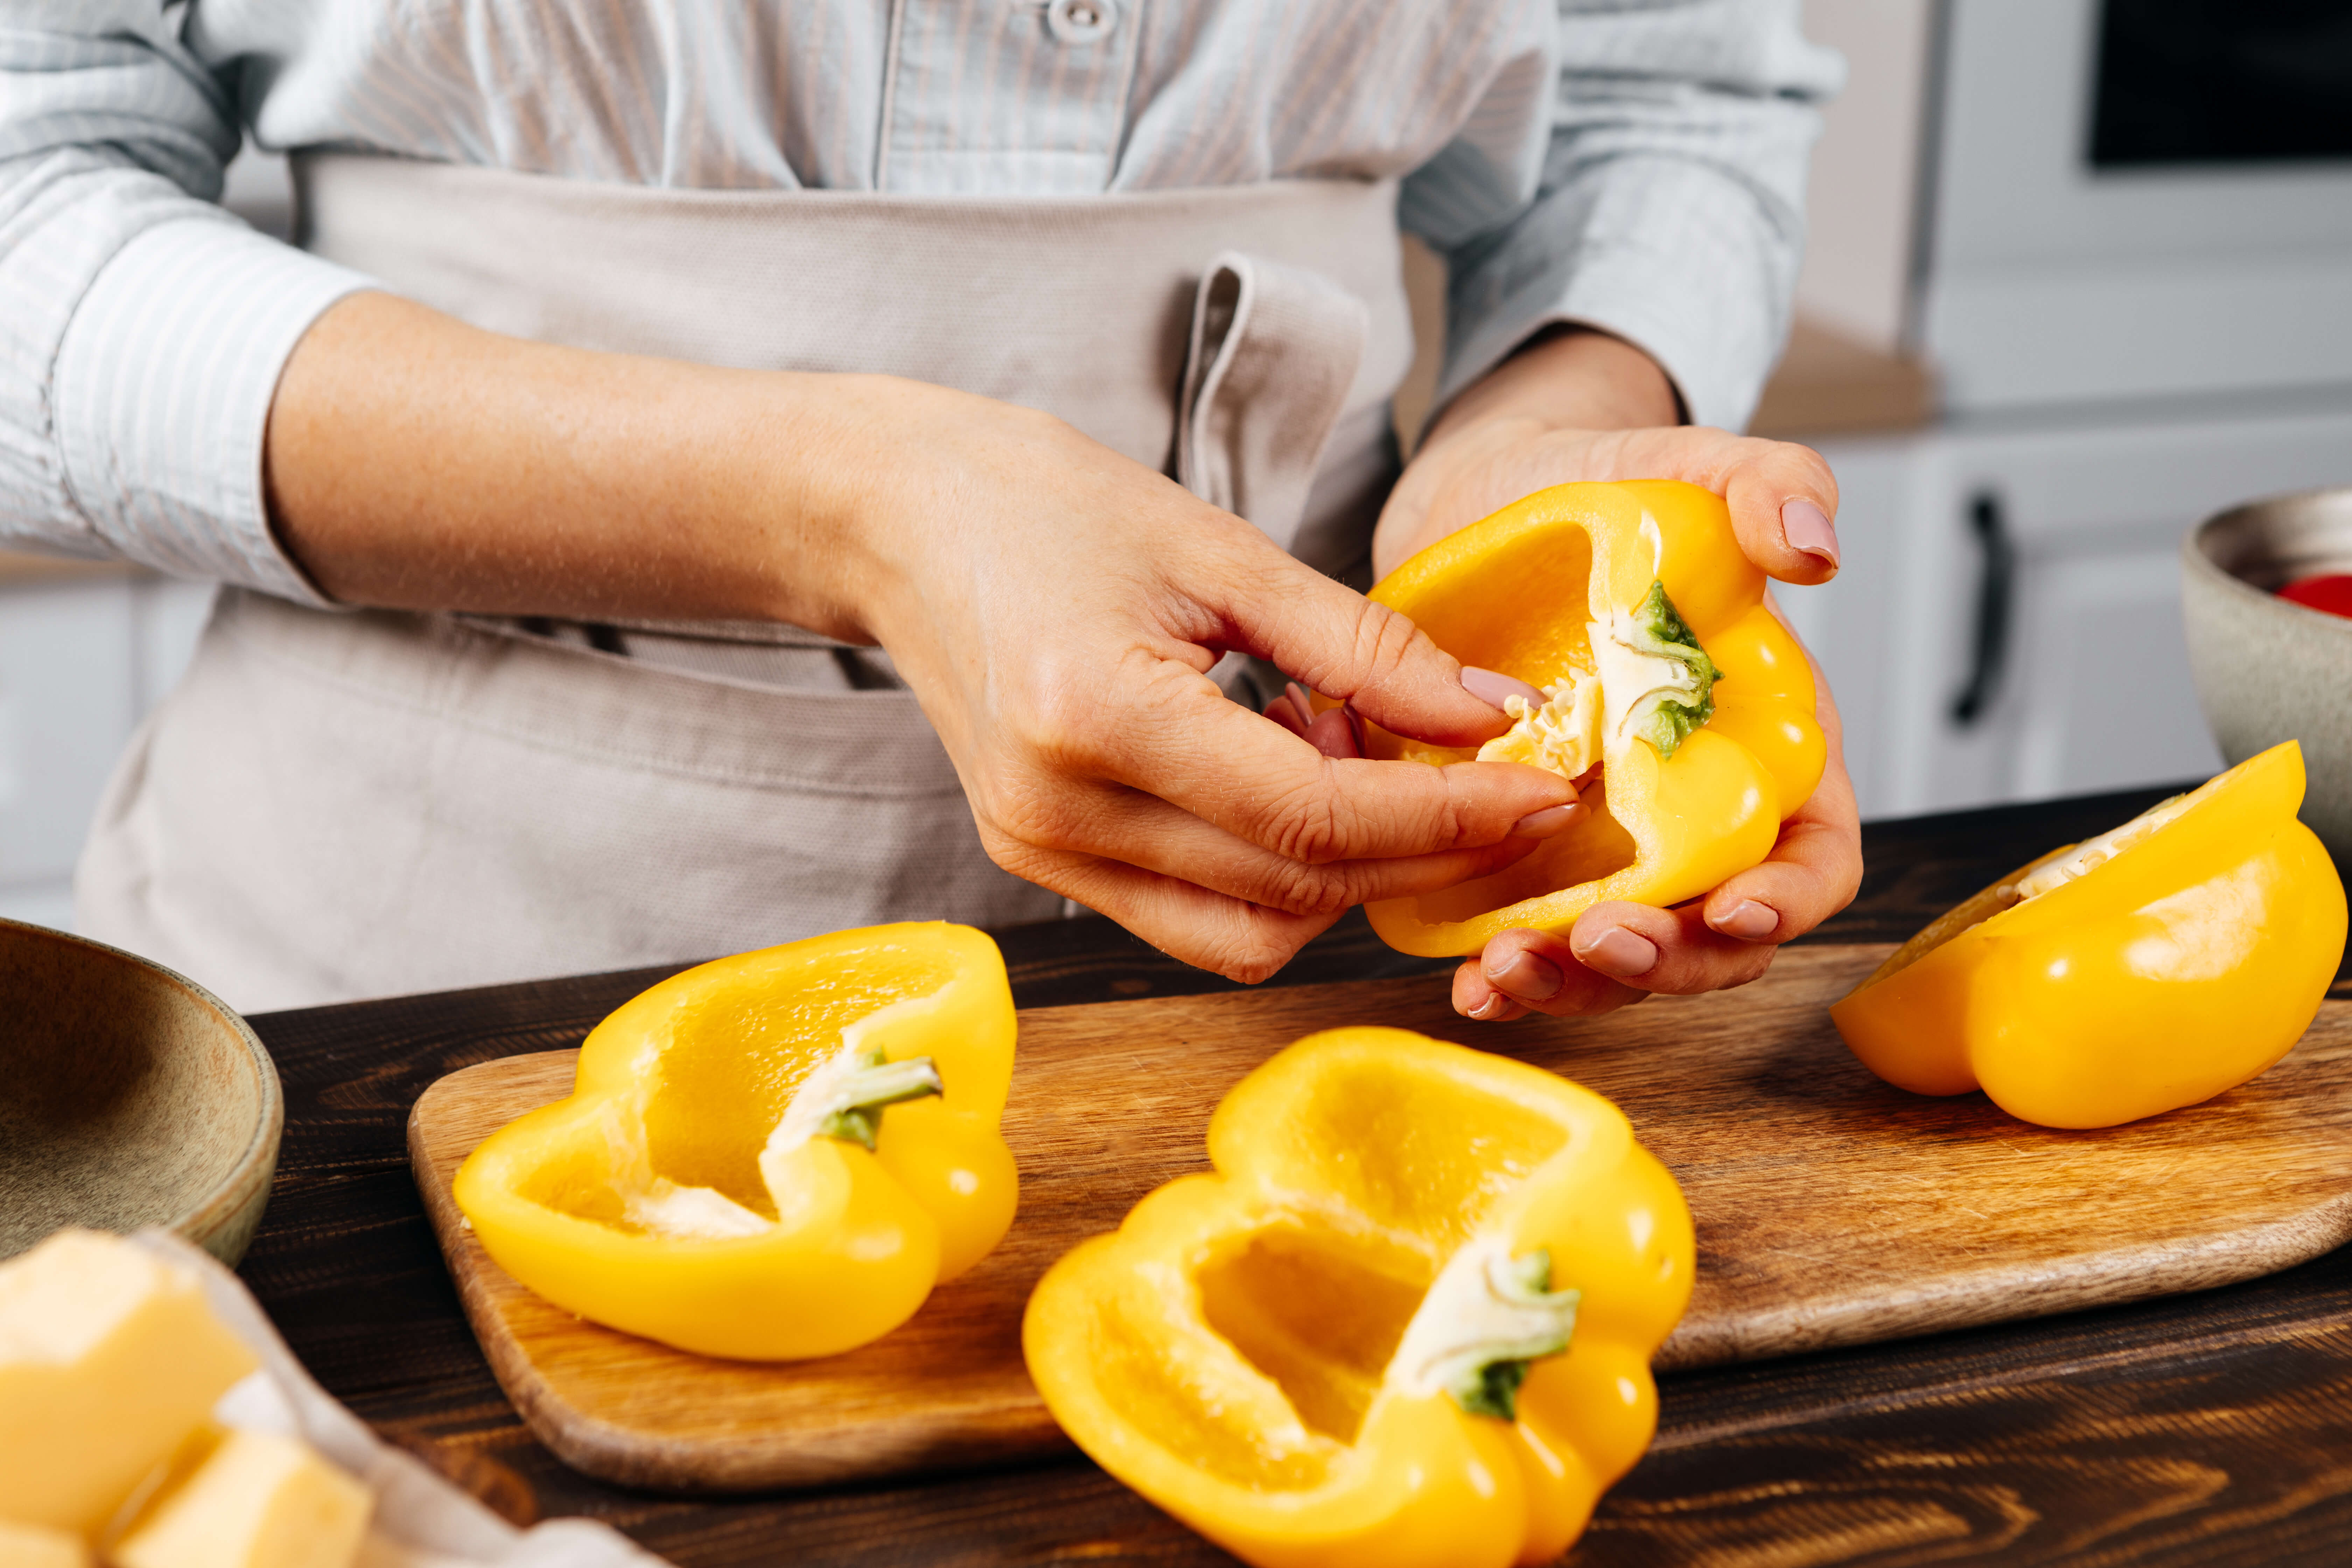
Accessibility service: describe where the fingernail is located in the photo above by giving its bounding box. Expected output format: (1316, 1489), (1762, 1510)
(1782, 498), (1839, 568)
(1344, 702), (1367, 754)
(1484, 949), (1563, 1003)
(1467, 992), (1512, 1021)
(1575, 925), (1659, 978)
(1461, 666), (1547, 713)
(1510, 802), (1586, 838)
(1713, 898), (1780, 941)
(1304, 706), (1360, 760)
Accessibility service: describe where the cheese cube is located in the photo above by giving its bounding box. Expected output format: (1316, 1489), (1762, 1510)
(0, 1230), (258, 1536)
(0, 1520), (91, 1568)
(111, 1429), (370, 1568)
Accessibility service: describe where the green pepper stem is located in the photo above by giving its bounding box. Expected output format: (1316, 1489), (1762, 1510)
(814, 1049), (944, 1150)
(1600, 579), (1720, 760)
(1388, 1240), (1580, 1423)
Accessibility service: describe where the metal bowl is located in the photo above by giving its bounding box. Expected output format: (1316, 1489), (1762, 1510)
(2182, 486), (2352, 864)
(0, 918), (282, 1266)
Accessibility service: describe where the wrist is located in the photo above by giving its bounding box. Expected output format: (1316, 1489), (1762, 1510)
(1421, 327), (1681, 457)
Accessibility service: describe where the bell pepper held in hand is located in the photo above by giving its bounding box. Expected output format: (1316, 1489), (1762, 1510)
(452, 923), (1018, 1360)
(1023, 1028), (1693, 1568)
(1355, 481), (1826, 957)
(1832, 741), (2346, 1129)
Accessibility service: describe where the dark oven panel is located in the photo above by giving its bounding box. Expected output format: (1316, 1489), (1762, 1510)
(2092, 0), (2352, 168)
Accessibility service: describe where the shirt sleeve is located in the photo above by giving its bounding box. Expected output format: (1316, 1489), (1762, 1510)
(0, 3), (373, 601)
(1401, 0), (1843, 434)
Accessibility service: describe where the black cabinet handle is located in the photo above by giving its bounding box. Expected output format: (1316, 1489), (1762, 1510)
(1949, 490), (2014, 727)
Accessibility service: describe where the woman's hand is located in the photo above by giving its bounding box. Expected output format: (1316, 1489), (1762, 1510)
(266, 293), (1580, 985)
(1375, 328), (1863, 1021)
(836, 379), (1581, 982)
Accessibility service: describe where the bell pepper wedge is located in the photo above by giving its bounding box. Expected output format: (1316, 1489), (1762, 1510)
(1354, 480), (1826, 957)
(1830, 741), (2346, 1129)
(451, 922), (1018, 1360)
(1022, 1028), (1693, 1568)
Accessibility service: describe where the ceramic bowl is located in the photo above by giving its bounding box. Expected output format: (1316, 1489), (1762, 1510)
(0, 918), (282, 1266)
(2181, 486), (2352, 866)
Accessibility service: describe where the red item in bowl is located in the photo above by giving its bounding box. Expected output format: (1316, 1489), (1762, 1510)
(2277, 574), (2352, 620)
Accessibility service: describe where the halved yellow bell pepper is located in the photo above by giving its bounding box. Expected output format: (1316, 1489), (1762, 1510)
(453, 922), (1018, 1359)
(1832, 741), (2346, 1129)
(1023, 1028), (1692, 1568)
(1358, 480), (1825, 957)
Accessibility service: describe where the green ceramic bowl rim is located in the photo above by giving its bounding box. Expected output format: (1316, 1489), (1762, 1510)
(0, 916), (284, 1256)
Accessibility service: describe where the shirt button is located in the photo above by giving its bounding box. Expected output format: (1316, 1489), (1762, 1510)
(1047, 0), (1115, 43)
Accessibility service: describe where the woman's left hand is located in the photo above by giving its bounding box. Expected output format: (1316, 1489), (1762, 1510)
(1371, 328), (1864, 1022)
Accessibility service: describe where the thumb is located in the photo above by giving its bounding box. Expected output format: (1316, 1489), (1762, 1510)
(1208, 546), (1522, 749)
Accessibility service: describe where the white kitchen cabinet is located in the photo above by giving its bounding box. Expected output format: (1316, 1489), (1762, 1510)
(1795, 397), (2352, 820)
(0, 573), (215, 930)
(0, 580), (137, 886)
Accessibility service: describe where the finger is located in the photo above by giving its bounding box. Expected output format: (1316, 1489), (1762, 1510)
(1700, 813), (1864, 944)
(1091, 659), (1575, 864)
(1707, 438), (1843, 589)
(1262, 691), (1309, 738)
(1186, 538), (1519, 749)
(1285, 682), (1316, 728)
(1452, 965), (1528, 1022)
(1303, 706), (1360, 760)
(993, 781), (1542, 919)
(986, 840), (1342, 984)
(1455, 926), (1647, 1021)
(1703, 594), (1863, 943)
(1565, 898), (1779, 997)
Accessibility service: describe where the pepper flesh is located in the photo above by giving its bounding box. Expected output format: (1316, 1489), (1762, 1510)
(1831, 741), (2346, 1129)
(1357, 481), (1825, 957)
(452, 922), (1018, 1359)
(1023, 1028), (1693, 1568)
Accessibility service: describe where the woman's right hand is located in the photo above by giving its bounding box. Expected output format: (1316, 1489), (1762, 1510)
(827, 378), (1579, 981)
(266, 293), (1577, 982)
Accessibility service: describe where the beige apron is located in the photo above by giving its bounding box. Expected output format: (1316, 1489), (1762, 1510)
(77, 157), (1414, 1011)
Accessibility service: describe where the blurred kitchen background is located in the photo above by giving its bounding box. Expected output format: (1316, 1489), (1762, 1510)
(4, 0), (2350, 933)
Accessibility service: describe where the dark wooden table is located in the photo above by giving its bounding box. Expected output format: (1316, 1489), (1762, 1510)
(240, 786), (2352, 1566)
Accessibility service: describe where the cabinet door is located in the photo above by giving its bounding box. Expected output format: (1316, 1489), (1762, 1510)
(0, 580), (138, 885)
(1863, 404), (2352, 817)
(2005, 542), (2219, 798)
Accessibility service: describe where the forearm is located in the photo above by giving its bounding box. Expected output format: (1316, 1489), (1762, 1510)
(264, 290), (903, 638)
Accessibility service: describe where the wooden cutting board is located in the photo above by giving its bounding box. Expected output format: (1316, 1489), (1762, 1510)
(407, 943), (2352, 1494)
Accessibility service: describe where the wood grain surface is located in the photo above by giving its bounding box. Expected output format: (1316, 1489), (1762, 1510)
(236, 783), (2352, 1564)
(407, 944), (2352, 1495)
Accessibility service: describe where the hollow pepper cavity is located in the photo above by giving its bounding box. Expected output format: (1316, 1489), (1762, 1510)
(1023, 1028), (1693, 1568)
(1832, 741), (2346, 1128)
(1352, 480), (1826, 957)
(452, 922), (1018, 1359)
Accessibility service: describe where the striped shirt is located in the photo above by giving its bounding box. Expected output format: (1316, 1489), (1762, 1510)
(0, 1), (1838, 604)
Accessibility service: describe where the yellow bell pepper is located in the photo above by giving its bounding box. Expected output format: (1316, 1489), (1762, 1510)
(1831, 740), (2346, 1129)
(1023, 1028), (1692, 1568)
(452, 922), (1018, 1359)
(1357, 480), (1825, 957)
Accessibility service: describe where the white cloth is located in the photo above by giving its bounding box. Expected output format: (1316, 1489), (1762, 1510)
(0, 1), (1839, 589)
(127, 1229), (667, 1568)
